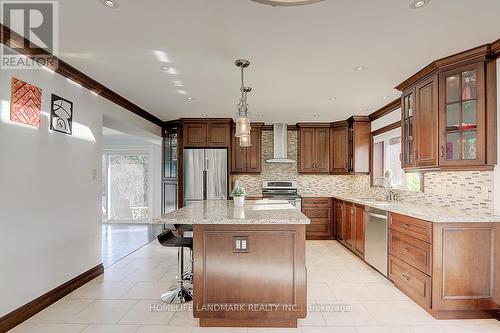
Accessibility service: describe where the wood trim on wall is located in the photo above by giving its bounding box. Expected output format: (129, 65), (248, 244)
(0, 264), (104, 333)
(371, 121), (401, 137)
(0, 23), (163, 127)
(491, 38), (500, 58)
(369, 99), (401, 121)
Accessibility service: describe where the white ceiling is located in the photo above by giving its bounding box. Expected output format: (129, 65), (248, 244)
(11, 0), (500, 123)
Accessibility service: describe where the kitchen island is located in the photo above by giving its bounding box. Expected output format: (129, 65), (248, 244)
(155, 200), (310, 328)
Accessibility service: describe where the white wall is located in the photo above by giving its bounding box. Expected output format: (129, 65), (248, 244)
(0, 62), (161, 315)
(495, 58), (500, 215)
(371, 108), (401, 132)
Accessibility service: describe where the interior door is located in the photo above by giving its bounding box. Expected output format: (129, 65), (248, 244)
(205, 149), (228, 200)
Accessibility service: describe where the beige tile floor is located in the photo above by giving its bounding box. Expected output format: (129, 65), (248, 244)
(10, 241), (500, 333)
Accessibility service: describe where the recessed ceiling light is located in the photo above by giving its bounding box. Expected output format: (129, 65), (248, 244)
(250, 0), (325, 6)
(186, 97), (194, 101)
(410, 0), (429, 9)
(160, 65), (170, 71)
(201, 114), (208, 118)
(101, 0), (119, 8)
(177, 89), (188, 95)
(313, 114), (320, 118)
(329, 97), (337, 101)
(257, 114), (264, 118)
(354, 66), (366, 71)
(383, 96), (389, 99)
(173, 80), (184, 87)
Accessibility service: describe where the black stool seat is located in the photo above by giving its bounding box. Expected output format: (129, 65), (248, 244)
(157, 230), (193, 249)
(174, 224), (193, 231)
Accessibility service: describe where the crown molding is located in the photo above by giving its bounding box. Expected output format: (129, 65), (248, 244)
(0, 23), (163, 127)
(369, 98), (401, 121)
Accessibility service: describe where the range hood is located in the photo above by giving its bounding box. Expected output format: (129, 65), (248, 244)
(266, 123), (296, 164)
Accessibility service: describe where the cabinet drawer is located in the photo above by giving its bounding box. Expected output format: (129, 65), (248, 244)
(390, 213), (432, 243)
(302, 197), (330, 208)
(307, 224), (329, 233)
(303, 208), (330, 219)
(309, 218), (330, 226)
(389, 255), (431, 309)
(390, 230), (432, 275)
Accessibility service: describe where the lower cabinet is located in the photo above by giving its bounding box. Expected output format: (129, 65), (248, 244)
(334, 199), (365, 259)
(302, 197), (333, 240)
(344, 202), (355, 249)
(354, 205), (365, 258)
(334, 200), (345, 240)
(389, 212), (500, 319)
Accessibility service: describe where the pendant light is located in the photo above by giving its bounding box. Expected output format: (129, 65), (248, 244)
(235, 59), (252, 145)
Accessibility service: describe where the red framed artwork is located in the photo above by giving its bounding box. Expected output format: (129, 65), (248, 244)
(10, 77), (42, 127)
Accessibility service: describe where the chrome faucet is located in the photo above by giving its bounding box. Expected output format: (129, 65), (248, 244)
(373, 176), (399, 201)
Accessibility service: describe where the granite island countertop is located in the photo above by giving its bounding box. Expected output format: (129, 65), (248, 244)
(154, 200), (311, 225)
(300, 192), (500, 223)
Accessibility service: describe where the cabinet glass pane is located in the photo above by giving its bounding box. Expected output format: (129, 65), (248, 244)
(408, 117), (413, 138)
(445, 132), (460, 160)
(462, 131), (477, 160)
(462, 100), (477, 129)
(408, 95), (413, 117)
(446, 75), (460, 103)
(446, 103), (460, 130)
(408, 139), (413, 163)
(462, 70), (477, 100)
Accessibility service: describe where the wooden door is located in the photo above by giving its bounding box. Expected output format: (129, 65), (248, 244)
(330, 126), (349, 174)
(315, 128), (330, 173)
(183, 123), (207, 147)
(415, 75), (439, 167)
(207, 122), (230, 147)
(231, 128), (247, 173)
(438, 63), (486, 166)
(246, 128), (262, 173)
(344, 203), (355, 249)
(334, 200), (345, 240)
(299, 128), (316, 173)
(354, 206), (365, 257)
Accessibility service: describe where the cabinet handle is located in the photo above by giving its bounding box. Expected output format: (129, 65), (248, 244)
(414, 150), (418, 161)
(440, 145), (445, 158)
(403, 223), (411, 228)
(401, 247), (409, 252)
(399, 153), (402, 162)
(401, 273), (411, 281)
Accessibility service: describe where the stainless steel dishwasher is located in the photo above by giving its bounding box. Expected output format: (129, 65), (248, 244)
(364, 206), (388, 277)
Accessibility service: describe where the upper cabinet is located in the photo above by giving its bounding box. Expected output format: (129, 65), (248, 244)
(231, 124), (262, 174)
(439, 63), (486, 166)
(182, 119), (231, 148)
(396, 44), (497, 171)
(297, 124), (330, 174)
(330, 117), (370, 174)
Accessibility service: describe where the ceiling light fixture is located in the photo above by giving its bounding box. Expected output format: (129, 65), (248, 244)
(250, 0), (325, 6)
(186, 97), (194, 100)
(177, 89), (188, 95)
(354, 66), (366, 71)
(410, 0), (429, 9)
(329, 97), (336, 101)
(160, 65), (170, 71)
(101, 0), (119, 8)
(173, 80), (184, 87)
(201, 114), (208, 118)
(234, 59), (252, 147)
(313, 114), (320, 118)
(383, 96), (389, 99)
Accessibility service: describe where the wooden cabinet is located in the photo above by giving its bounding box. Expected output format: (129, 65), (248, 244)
(297, 124), (330, 174)
(344, 202), (355, 249)
(354, 205), (365, 257)
(231, 125), (262, 174)
(397, 52), (497, 171)
(389, 212), (500, 319)
(330, 117), (370, 174)
(402, 76), (439, 169)
(182, 120), (231, 148)
(334, 200), (345, 240)
(302, 197), (333, 240)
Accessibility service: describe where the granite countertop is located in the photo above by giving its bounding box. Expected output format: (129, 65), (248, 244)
(154, 200), (311, 225)
(300, 192), (500, 223)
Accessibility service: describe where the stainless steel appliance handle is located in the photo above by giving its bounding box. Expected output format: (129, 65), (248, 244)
(365, 212), (387, 220)
(203, 170), (207, 200)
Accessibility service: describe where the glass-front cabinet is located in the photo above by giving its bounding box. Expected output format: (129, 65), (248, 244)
(439, 63), (485, 166)
(401, 88), (415, 168)
(162, 127), (179, 214)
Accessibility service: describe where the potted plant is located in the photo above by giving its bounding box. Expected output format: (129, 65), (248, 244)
(231, 184), (246, 207)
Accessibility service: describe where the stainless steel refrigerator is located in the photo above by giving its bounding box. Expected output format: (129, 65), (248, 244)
(183, 149), (228, 206)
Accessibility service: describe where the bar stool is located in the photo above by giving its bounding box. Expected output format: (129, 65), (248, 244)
(157, 229), (193, 303)
(174, 224), (193, 284)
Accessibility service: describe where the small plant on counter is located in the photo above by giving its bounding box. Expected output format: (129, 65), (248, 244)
(231, 184), (246, 197)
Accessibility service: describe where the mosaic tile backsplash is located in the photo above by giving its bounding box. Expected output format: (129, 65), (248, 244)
(233, 130), (494, 214)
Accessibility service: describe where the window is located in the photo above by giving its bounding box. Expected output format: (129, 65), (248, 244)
(372, 128), (421, 192)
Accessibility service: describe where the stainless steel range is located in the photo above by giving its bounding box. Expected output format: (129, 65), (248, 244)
(262, 181), (301, 210)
